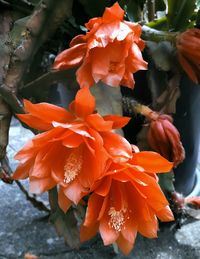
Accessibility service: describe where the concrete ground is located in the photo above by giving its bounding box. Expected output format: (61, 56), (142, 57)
(1, 119), (200, 259)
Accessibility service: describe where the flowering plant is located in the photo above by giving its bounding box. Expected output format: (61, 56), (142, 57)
(1, 0), (200, 257)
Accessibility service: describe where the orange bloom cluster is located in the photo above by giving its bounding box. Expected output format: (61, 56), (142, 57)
(176, 28), (200, 84)
(13, 87), (132, 208)
(13, 87), (174, 255)
(81, 152), (174, 254)
(53, 2), (147, 88)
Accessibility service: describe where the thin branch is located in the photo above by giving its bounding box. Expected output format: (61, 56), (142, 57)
(0, 154), (50, 212)
(0, 84), (24, 114)
(0, 0), (73, 161)
(15, 180), (50, 213)
(0, 156), (13, 184)
(21, 68), (77, 93)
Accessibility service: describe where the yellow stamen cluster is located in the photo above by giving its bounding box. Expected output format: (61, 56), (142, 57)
(64, 152), (82, 183)
(108, 207), (126, 232)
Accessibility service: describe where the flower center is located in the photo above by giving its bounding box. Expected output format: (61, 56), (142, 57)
(109, 62), (118, 73)
(108, 207), (126, 232)
(63, 152), (82, 184)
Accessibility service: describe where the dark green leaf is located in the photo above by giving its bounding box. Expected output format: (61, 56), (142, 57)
(167, 0), (196, 31)
(50, 208), (80, 248)
(159, 172), (175, 195)
(48, 188), (80, 248)
(126, 0), (142, 22)
(196, 0), (200, 9)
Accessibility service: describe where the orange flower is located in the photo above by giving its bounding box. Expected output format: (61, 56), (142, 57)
(176, 28), (200, 84)
(12, 87), (132, 209)
(80, 151), (174, 255)
(53, 2), (147, 88)
(147, 114), (185, 167)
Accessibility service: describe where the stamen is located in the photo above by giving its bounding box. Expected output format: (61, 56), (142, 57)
(108, 207), (126, 232)
(64, 152), (82, 184)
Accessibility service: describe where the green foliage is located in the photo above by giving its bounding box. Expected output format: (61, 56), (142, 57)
(167, 0), (196, 31)
(155, 0), (166, 11)
(196, 0), (200, 9)
(125, 0), (144, 22)
(121, 0), (146, 22)
(159, 172), (175, 195)
(49, 188), (80, 248)
(50, 207), (80, 248)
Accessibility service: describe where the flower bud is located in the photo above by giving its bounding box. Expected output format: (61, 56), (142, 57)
(176, 28), (200, 84)
(147, 114), (185, 167)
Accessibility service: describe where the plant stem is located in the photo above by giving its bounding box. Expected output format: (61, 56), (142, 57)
(146, 0), (155, 22)
(142, 25), (178, 43)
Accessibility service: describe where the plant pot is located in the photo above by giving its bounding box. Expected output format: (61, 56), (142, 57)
(173, 74), (200, 196)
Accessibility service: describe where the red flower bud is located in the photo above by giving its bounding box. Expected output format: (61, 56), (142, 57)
(176, 28), (200, 84)
(147, 114), (185, 167)
(171, 191), (185, 210)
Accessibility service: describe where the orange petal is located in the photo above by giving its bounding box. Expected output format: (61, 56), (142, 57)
(86, 113), (113, 131)
(137, 218), (158, 238)
(12, 161), (31, 179)
(91, 47), (109, 81)
(78, 145), (106, 187)
(155, 206), (174, 222)
(76, 60), (95, 88)
(52, 122), (94, 139)
(121, 71), (134, 88)
(98, 195), (109, 220)
(131, 151), (173, 173)
(103, 115), (130, 129)
(102, 2), (124, 23)
(23, 99), (74, 124)
(121, 216), (137, 244)
(62, 134), (83, 148)
(116, 234), (134, 255)
(53, 43), (86, 70)
(58, 187), (72, 213)
(63, 179), (88, 204)
(30, 151), (51, 179)
(94, 176), (112, 197)
(14, 140), (35, 162)
(85, 17), (102, 30)
(99, 214), (119, 245)
(102, 63), (125, 87)
(84, 193), (104, 226)
(70, 34), (85, 47)
(17, 114), (52, 131)
(73, 87), (95, 118)
(100, 132), (132, 163)
(129, 43), (148, 71)
(80, 223), (98, 242)
(29, 177), (56, 194)
(178, 53), (198, 84)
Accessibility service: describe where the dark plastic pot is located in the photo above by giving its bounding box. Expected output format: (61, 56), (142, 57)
(173, 74), (200, 196)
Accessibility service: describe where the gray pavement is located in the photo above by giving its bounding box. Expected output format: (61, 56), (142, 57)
(1, 119), (200, 258)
